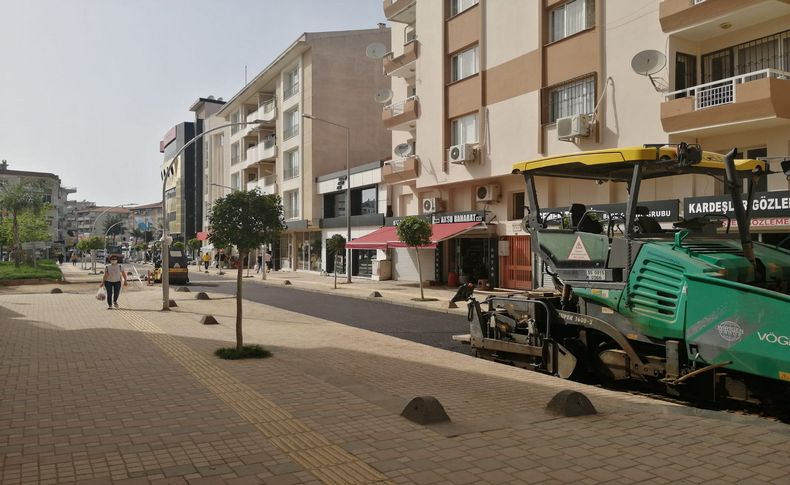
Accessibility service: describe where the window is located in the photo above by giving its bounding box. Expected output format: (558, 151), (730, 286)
(284, 109), (299, 140)
(451, 113), (478, 145)
(451, 45), (478, 82)
(359, 187), (377, 215)
(549, 0), (594, 43)
(674, 53), (697, 98)
(513, 192), (525, 221)
(283, 68), (299, 100)
(230, 142), (240, 165)
(230, 172), (240, 190)
(702, 30), (790, 83)
(547, 76), (595, 123)
(284, 149), (300, 179)
(284, 190), (299, 219)
(230, 111), (241, 134)
(450, 0), (478, 16)
(324, 192), (346, 218)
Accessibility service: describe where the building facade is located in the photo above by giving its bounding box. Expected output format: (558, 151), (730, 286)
(128, 201), (163, 243)
(160, 122), (197, 243)
(0, 160), (75, 248)
(211, 28), (392, 272)
(380, 0), (790, 288)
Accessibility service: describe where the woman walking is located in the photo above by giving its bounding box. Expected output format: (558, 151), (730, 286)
(100, 255), (127, 309)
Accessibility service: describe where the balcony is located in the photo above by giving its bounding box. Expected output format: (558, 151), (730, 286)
(259, 99), (276, 123)
(382, 156), (419, 183)
(383, 0), (415, 23)
(247, 174), (278, 195)
(245, 136), (277, 166)
(661, 69), (790, 135)
(383, 96), (419, 130)
(383, 39), (418, 78)
(659, 0), (790, 40)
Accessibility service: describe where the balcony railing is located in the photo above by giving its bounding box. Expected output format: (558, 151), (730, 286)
(385, 96), (417, 117)
(260, 99), (276, 122)
(263, 134), (276, 149)
(383, 39), (418, 77)
(383, 96), (419, 130)
(665, 68), (790, 110)
(382, 156), (419, 182)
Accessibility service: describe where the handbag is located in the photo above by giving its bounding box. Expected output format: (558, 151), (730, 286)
(96, 286), (107, 300)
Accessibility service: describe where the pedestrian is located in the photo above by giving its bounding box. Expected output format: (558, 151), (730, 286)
(100, 255), (127, 310)
(202, 252), (210, 272)
(264, 251), (272, 273)
(70, 252), (78, 266)
(256, 254), (263, 274)
(214, 252), (220, 268)
(57, 253), (64, 265)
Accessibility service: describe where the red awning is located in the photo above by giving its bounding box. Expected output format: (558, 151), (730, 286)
(346, 222), (484, 250)
(345, 226), (398, 250)
(388, 221), (483, 248)
(196, 232), (210, 241)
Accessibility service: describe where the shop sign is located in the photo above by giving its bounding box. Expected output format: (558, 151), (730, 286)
(684, 190), (790, 218)
(730, 217), (790, 228)
(541, 199), (679, 222)
(430, 211), (485, 224)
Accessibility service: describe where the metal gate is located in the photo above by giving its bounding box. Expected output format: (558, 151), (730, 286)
(499, 236), (532, 290)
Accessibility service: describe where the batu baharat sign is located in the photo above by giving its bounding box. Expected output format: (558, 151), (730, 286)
(684, 191), (790, 218)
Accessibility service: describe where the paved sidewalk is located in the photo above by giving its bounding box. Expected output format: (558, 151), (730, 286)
(1, 283), (788, 484)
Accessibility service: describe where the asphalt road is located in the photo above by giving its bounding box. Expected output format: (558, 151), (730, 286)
(137, 264), (471, 354)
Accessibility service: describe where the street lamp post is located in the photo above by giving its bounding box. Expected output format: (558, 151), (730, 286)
(302, 113), (352, 284)
(160, 120), (264, 311)
(90, 203), (136, 274)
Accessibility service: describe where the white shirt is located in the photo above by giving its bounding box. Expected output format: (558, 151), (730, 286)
(104, 263), (123, 282)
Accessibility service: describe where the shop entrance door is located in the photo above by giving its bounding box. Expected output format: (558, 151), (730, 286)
(499, 236), (532, 290)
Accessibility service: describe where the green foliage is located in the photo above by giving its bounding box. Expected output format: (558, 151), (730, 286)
(396, 216), (432, 248)
(187, 238), (202, 252)
(0, 260), (61, 281)
(0, 209), (51, 245)
(208, 190), (285, 252)
(326, 234), (346, 255)
(214, 345), (271, 360)
(84, 236), (104, 251)
(76, 239), (90, 253)
(172, 241), (185, 250)
(0, 179), (51, 266)
(130, 228), (144, 241)
(103, 215), (125, 241)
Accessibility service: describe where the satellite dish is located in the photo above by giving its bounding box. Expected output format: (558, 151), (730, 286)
(394, 142), (413, 157)
(374, 88), (393, 104)
(366, 42), (388, 59)
(631, 50), (666, 76)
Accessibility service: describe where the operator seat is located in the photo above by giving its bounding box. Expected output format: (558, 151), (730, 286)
(635, 206), (663, 234)
(569, 203), (604, 234)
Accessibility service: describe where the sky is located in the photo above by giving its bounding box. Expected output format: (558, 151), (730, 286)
(0, 0), (386, 206)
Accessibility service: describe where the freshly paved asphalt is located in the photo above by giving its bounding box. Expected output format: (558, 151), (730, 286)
(177, 267), (471, 354)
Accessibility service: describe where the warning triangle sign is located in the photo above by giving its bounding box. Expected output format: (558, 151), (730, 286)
(567, 236), (591, 261)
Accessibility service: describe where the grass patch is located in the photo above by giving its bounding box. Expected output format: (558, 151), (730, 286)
(214, 345), (272, 360)
(0, 260), (62, 281)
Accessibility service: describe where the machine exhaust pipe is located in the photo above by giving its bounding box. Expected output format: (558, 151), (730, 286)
(723, 148), (756, 268)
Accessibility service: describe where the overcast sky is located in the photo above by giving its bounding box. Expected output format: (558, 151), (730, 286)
(0, 0), (385, 206)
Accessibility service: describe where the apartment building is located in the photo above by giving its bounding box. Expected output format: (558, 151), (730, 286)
(159, 122), (197, 243)
(213, 28), (391, 272)
(73, 206), (132, 242)
(190, 97), (228, 246)
(0, 160), (76, 248)
(380, 0), (790, 289)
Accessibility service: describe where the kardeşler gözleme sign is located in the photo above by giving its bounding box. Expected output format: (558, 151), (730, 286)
(684, 191), (790, 218)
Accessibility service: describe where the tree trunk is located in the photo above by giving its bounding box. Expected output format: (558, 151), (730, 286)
(236, 249), (245, 351)
(415, 246), (424, 300)
(12, 212), (20, 267)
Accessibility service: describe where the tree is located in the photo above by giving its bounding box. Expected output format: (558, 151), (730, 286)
(396, 216), (433, 301)
(172, 241), (185, 251)
(103, 215), (125, 244)
(83, 236), (105, 273)
(326, 234), (346, 290)
(209, 189), (285, 355)
(0, 179), (49, 267)
(130, 228), (144, 243)
(187, 238), (202, 261)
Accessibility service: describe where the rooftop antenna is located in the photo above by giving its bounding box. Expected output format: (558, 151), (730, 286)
(244, 65), (248, 85)
(631, 50), (667, 92)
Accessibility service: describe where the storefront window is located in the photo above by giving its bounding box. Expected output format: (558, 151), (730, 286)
(296, 232), (322, 272)
(360, 187), (377, 215)
(354, 250), (376, 277)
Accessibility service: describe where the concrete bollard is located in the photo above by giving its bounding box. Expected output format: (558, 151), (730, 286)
(194, 292), (210, 300)
(200, 315), (219, 325)
(168, 299), (178, 308)
(546, 390), (597, 417)
(176, 287), (191, 292)
(283, 280), (292, 285)
(369, 291), (383, 298)
(50, 288), (63, 294)
(401, 396), (451, 425)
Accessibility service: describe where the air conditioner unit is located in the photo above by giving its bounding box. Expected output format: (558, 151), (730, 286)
(475, 184), (501, 203)
(557, 114), (592, 141)
(422, 197), (446, 214)
(447, 144), (475, 164)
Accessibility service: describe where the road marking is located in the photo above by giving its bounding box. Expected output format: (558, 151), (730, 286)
(117, 310), (389, 484)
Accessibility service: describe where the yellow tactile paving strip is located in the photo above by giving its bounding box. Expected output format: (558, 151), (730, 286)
(117, 310), (390, 484)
